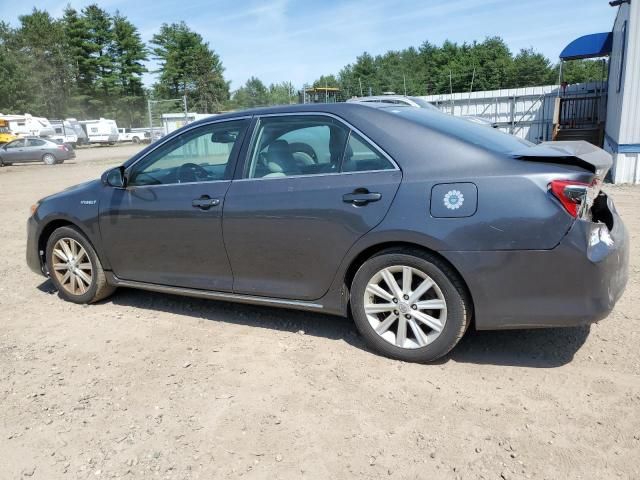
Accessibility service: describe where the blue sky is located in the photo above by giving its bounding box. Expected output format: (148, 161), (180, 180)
(1, 0), (617, 91)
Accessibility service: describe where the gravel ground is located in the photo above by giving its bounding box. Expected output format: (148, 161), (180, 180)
(1, 146), (639, 479)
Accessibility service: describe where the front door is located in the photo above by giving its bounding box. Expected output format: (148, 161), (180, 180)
(223, 114), (402, 301)
(3, 138), (27, 162)
(99, 119), (250, 291)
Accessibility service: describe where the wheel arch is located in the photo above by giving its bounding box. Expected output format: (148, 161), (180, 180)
(37, 218), (105, 270)
(343, 241), (475, 323)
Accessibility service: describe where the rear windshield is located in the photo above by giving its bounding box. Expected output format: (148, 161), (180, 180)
(390, 107), (532, 154)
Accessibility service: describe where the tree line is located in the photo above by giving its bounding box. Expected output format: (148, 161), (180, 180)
(312, 37), (606, 98)
(0, 6), (606, 127)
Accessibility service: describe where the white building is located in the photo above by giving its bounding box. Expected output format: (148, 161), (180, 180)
(604, 0), (640, 184)
(161, 113), (217, 135)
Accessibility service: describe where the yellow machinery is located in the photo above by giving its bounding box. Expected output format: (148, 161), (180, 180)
(0, 119), (17, 144)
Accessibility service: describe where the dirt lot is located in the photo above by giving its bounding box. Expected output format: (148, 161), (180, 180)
(1, 146), (639, 479)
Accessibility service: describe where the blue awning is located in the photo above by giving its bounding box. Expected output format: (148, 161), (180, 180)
(560, 32), (613, 60)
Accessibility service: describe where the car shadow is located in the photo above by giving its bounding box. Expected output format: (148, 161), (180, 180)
(37, 280), (591, 368)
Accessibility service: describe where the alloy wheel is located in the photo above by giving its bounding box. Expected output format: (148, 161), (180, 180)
(51, 237), (93, 295)
(364, 265), (447, 349)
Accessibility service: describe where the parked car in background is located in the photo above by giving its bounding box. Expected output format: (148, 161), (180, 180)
(26, 103), (628, 363)
(118, 128), (147, 144)
(0, 137), (75, 166)
(348, 95), (499, 127)
(79, 119), (119, 144)
(347, 94), (440, 110)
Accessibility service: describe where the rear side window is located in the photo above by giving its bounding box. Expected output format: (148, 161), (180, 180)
(342, 132), (395, 172)
(27, 139), (46, 147)
(246, 115), (395, 178)
(246, 115), (349, 178)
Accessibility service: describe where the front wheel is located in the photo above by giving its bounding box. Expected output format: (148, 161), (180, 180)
(42, 153), (57, 165)
(46, 226), (115, 304)
(350, 249), (471, 363)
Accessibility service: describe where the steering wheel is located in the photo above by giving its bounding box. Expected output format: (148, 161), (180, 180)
(177, 162), (210, 183)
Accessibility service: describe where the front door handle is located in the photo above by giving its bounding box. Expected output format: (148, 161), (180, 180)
(343, 190), (382, 206)
(192, 196), (220, 210)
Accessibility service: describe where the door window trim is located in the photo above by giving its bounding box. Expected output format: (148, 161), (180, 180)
(236, 112), (400, 182)
(124, 116), (252, 189)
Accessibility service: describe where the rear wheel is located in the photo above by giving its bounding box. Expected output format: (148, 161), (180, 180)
(42, 153), (57, 165)
(46, 226), (115, 304)
(350, 249), (471, 363)
(132, 136), (140, 144)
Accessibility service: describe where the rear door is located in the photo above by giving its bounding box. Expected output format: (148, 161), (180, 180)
(223, 113), (402, 301)
(24, 138), (49, 161)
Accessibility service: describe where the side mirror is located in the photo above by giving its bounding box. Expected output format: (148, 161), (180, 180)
(102, 166), (126, 188)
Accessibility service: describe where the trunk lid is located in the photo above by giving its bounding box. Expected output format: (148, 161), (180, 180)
(510, 140), (612, 180)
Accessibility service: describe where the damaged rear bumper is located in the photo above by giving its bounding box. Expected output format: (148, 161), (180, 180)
(443, 202), (629, 330)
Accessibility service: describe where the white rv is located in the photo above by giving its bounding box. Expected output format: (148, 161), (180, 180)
(50, 120), (79, 146)
(79, 118), (119, 144)
(0, 113), (56, 137)
(65, 118), (89, 145)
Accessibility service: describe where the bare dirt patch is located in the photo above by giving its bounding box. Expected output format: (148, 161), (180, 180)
(1, 149), (639, 479)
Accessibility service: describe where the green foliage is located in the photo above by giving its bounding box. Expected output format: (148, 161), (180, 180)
(151, 22), (229, 113)
(317, 37), (606, 97)
(554, 59), (607, 84)
(0, 6), (147, 125)
(229, 78), (297, 109)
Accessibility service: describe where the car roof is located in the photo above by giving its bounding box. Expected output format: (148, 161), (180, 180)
(125, 102), (532, 171)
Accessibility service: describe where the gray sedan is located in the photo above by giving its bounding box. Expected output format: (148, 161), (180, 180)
(26, 103), (628, 363)
(0, 137), (75, 166)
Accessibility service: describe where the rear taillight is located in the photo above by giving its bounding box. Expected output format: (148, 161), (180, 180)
(549, 180), (594, 217)
(57, 145), (67, 151)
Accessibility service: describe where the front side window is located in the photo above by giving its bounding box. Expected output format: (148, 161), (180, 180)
(128, 119), (248, 186)
(6, 139), (25, 148)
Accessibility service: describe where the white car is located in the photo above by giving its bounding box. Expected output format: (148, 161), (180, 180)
(347, 95), (498, 127)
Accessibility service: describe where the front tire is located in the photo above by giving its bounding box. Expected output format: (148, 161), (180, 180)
(42, 153), (57, 165)
(45, 226), (115, 304)
(350, 249), (471, 363)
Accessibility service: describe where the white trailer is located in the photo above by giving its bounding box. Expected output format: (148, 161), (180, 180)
(79, 118), (119, 144)
(0, 113), (56, 137)
(50, 120), (79, 146)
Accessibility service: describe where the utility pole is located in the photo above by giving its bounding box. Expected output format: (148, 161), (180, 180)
(403, 74), (407, 96)
(358, 78), (363, 97)
(147, 99), (154, 141)
(467, 67), (476, 115)
(183, 95), (188, 125)
(449, 70), (454, 115)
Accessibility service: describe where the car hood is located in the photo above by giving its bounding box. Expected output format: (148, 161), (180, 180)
(39, 179), (101, 204)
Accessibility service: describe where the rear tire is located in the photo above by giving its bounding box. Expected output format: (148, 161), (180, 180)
(42, 153), (57, 165)
(132, 136), (140, 144)
(45, 226), (115, 304)
(350, 248), (471, 363)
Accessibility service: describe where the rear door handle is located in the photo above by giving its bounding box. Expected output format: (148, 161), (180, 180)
(192, 196), (220, 210)
(343, 191), (382, 206)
